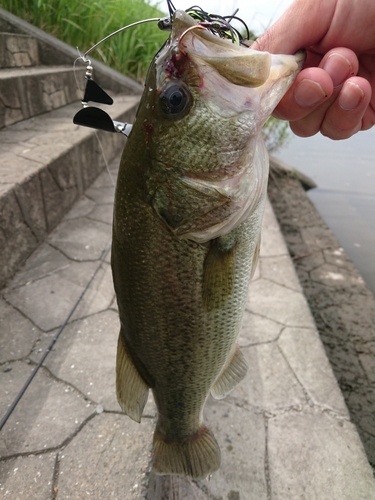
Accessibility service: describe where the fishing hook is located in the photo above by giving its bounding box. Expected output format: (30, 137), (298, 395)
(178, 24), (208, 55)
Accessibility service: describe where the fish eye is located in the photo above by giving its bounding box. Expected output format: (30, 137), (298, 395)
(159, 83), (191, 118)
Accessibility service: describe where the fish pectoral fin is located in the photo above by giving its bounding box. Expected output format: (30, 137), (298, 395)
(116, 333), (149, 423)
(211, 346), (248, 399)
(202, 235), (236, 311)
(153, 425), (220, 480)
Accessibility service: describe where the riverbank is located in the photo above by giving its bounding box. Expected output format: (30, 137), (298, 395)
(268, 160), (375, 471)
(276, 127), (375, 296)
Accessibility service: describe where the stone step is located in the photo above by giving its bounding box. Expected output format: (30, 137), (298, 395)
(0, 32), (40, 68)
(0, 65), (85, 129)
(0, 94), (139, 288)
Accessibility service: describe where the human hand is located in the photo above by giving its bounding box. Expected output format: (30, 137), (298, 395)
(253, 0), (375, 139)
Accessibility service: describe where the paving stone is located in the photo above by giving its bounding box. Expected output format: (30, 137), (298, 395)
(0, 188), (38, 288)
(200, 398), (268, 500)
(0, 66), (82, 126)
(18, 134), (74, 164)
(14, 173), (47, 243)
(247, 278), (316, 328)
(260, 254), (302, 293)
(48, 217), (111, 261)
(85, 185), (116, 205)
(87, 204), (114, 225)
(7, 243), (70, 289)
(90, 169), (117, 189)
(42, 310), (120, 411)
(0, 367), (93, 457)
(0, 33), (40, 68)
(268, 409), (375, 500)
(359, 351), (375, 384)
(69, 261), (115, 322)
(300, 226), (338, 251)
(39, 163), (78, 232)
(227, 342), (306, 411)
(63, 196), (96, 220)
(0, 151), (41, 184)
(5, 261), (114, 331)
(56, 413), (153, 499)
(240, 309), (283, 345)
(147, 473), (207, 500)
(260, 200), (289, 257)
(278, 327), (349, 414)
(0, 360), (34, 416)
(5, 271), (88, 332)
(322, 246), (349, 267)
(0, 452), (56, 500)
(0, 299), (40, 363)
(310, 262), (365, 287)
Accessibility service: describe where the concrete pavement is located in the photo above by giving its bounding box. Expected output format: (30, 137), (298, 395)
(1, 154), (374, 499)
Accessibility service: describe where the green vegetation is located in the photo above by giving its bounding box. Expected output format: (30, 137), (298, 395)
(2, 0), (169, 80)
(263, 116), (290, 153)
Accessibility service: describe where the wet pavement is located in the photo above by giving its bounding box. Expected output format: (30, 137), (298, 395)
(1, 155), (374, 499)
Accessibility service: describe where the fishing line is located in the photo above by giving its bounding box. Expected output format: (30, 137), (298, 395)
(94, 131), (116, 187)
(0, 243), (112, 432)
(83, 18), (162, 58)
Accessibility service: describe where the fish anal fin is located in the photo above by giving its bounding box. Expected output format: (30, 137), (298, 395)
(116, 333), (149, 423)
(202, 236), (236, 311)
(153, 425), (220, 480)
(211, 346), (248, 399)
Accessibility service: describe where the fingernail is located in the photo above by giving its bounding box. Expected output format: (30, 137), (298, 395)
(323, 53), (353, 88)
(294, 79), (327, 107)
(339, 81), (365, 110)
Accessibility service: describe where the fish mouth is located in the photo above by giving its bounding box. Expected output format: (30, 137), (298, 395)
(170, 10), (305, 89)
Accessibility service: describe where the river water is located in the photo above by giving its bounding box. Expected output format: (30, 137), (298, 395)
(275, 127), (375, 296)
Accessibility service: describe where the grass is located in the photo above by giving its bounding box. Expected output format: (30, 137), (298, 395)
(1, 0), (169, 80)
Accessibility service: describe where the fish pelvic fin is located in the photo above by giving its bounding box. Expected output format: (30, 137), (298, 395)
(153, 425), (221, 480)
(211, 346), (248, 399)
(116, 333), (149, 423)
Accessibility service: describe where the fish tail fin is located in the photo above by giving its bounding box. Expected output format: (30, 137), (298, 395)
(116, 332), (149, 423)
(153, 425), (221, 480)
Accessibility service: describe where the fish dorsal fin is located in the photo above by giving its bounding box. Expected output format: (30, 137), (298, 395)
(116, 332), (149, 422)
(211, 346), (248, 399)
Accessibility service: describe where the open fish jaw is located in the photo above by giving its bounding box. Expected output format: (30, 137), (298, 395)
(147, 10), (303, 243)
(112, 9), (304, 480)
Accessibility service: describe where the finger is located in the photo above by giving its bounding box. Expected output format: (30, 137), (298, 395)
(319, 48), (359, 86)
(320, 77), (372, 139)
(273, 49), (358, 122)
(272, 49), (361, 136)
(272, 67), (333, 122)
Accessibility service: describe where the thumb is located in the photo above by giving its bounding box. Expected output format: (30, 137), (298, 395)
(252, 0), (335, 54)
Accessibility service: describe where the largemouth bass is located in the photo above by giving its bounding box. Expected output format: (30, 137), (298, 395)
(112, 10), (303, 480)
